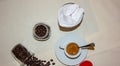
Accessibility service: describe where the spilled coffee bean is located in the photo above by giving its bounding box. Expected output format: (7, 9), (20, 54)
(52, 63), (55, 65)
(50, 59), (53, 62)
(12, 44), (55, 66)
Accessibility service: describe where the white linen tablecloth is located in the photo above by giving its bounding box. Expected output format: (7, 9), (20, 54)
(0, 0), (120, 66)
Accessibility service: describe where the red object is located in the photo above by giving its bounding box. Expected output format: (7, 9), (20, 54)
(79, 60), (93, 66)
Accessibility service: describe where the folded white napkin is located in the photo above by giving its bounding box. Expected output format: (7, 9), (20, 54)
(58, 3), (84, 27)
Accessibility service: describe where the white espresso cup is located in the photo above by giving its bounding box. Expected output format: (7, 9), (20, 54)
(64, 42), (81, 59)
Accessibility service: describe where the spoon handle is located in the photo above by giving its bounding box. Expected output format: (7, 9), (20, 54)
(80, 43), (95, 50)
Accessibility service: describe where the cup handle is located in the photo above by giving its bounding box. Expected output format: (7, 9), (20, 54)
(59, 46), (64, 50)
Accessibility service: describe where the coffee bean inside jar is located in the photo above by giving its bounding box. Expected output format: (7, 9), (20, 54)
(33, 23), (50, 41)
(35, 25), (47, 37)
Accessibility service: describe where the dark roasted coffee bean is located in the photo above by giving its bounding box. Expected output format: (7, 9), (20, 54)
(50, 59), (53, 62)
(43, 60), (46, 63)
(52, 62), (55, 65)
(45, 61), (50, 66)
(40, 62), (44, 66)
(30, 56), (37, 63)
(31, 62), (39, 66)
(37, 60), (42, 64)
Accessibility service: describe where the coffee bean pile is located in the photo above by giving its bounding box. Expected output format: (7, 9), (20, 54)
(35, 25), (47, 37)
(24, 55), (55, 66)
(12, 44), (55, 66)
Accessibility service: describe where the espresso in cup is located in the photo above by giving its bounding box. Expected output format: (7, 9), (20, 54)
(66, 43), (79, 55)
(65, 42), (81, 58)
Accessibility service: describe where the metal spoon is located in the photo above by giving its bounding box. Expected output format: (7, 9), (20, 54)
(59, 43), (95, 50)
(79, 43), (95, 50)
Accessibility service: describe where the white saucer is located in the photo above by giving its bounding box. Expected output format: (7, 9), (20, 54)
(55, 34), (88, 66)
